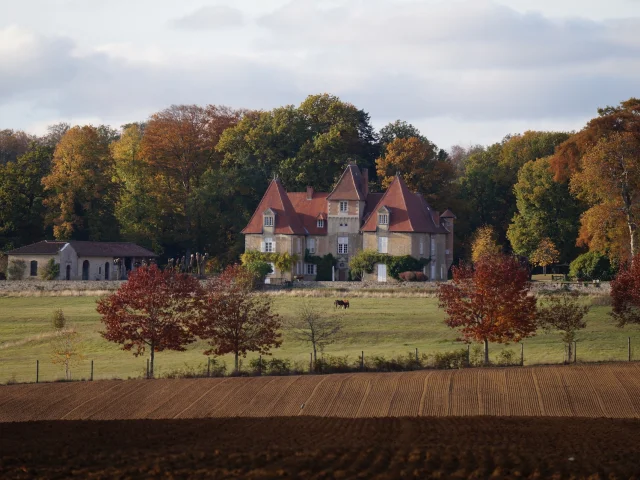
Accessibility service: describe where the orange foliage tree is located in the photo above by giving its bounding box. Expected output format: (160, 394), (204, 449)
(196, 265), (282, 372)
(97, 265), (203, 377)
(610, 255), (640, 327)
(42, 126), (117, 240)
(437, 254), (537, 365)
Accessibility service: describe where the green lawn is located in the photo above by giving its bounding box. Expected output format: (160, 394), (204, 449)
(0, 296), (638, 383)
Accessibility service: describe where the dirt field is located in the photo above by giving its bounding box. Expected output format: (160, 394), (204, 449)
(2, 363), (640, 421)
(1, 417), (639, 479)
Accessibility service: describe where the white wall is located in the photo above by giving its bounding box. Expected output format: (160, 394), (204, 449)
(6, 254), (58, 280)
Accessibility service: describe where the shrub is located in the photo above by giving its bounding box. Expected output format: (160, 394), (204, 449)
(431, 349), (468, 369)
(569, 252), (614, 281)
(415, 272), (427, 281)
(315, 355), (353, 374)
(7, 259), (26, 280)
(52, 309), (66, 330)
(399, 271), (416, 282)
(469, 345), (484, 366)
(244, 260), (273, 288)
(496, 349), (518, 366)
(40, 258), (60, 280)
(0, 254), (7, 280)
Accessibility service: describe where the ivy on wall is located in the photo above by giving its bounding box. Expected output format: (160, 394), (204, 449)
(348, 249), (430, 280)
(240, 250), (299, 272)
(304, 250), (337, 281)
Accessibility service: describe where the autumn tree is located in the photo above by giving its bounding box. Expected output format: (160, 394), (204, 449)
(570, 132), (640, 261)
(375, 136), (456, 209)
(610, 255), (640, 327)
(471, 226), (501, 263)
(50, 309), (84, 380)
(196, 265), (282, 373)
(507, 156), (583, 263)
(0, 129), (34, 164)
(42, 126), (118, 240)
(537, 293), (589, 363)
(287, 300), (344, 368)
(437, 254), (537, 365)
(378, 120), (426, 151)
(530, 238), (560, 275)
(97, 265), (203, 377)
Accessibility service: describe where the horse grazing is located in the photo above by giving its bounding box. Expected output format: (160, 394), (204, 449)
(334, 299), (350, 309)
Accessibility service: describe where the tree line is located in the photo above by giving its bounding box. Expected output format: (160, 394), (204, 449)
(1, 94), (639, 272)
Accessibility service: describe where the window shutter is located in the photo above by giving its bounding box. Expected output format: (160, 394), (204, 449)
(260, 240), (265, 252)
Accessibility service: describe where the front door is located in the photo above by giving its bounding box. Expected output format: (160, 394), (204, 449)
(338, 269), (347, 281)
(66, 265), (71, 281)
(377, 263), (387, 282)
(104, 262), (110, 280)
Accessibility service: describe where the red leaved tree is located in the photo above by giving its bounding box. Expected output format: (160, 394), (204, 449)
(611, 255), (640, 327)
(196, 265), (282, 373)
(97, 264), (203, 377)
(437, 254), (537, 365)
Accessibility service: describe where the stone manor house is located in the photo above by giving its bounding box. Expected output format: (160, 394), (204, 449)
(242, 163), (455, 282)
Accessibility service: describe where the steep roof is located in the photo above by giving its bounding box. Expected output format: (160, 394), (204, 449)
(361, 175), (444, 233)
(287, 192), (329, 235)
(327, 164), (366, 201)
(242, 178), (306, 235)
(6, 241), (156, 257)
(440, 208), (457, 219)
(5, 241), (67, 255)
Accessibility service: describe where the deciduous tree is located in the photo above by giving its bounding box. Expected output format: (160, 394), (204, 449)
(97, 265), (203, 377)
(50, 309), (84, 380)
(529, 238), (560, 275)
(471, 226), (501, 263)
(437, 254), (537, 365)
(610, 255), (640, 327)
(537, 293), (589, 363)
(196, 265), (282, 372)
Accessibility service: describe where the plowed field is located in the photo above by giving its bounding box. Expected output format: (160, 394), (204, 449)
(1, 417), (640, 479)
(2, 363), (640, 422)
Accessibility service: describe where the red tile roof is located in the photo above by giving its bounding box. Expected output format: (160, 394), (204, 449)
(361, 175), (444, 233)
(242, 179), (306, 235)
(327, 164), (366, 201)
(287, 192), (329, 235)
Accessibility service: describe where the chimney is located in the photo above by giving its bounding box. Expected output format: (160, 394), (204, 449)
(362, 168), (369, 196)
(306, 186), (314, 200)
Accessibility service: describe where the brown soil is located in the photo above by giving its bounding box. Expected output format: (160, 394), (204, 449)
(1, 417), (639, 479)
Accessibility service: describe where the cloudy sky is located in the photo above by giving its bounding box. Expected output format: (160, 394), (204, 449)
(1, 0), (639, 149)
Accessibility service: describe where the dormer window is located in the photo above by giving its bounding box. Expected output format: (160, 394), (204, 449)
(339, 201), (348, 213)
(317, 219), (324, 228)
(378, 214), (388, 225)
(264, 216), (274, 227)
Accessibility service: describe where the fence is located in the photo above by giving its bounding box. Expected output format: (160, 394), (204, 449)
(5, 336), (637, 385)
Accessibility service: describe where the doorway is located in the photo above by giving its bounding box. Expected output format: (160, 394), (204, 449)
(377, 263), (387, 282)
(66, 265), (71, 281)
(82, 260), (90, 280)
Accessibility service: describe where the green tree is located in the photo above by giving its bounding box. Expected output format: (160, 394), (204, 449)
(507, 157), (583, 263)
(569, 252), (614, 281)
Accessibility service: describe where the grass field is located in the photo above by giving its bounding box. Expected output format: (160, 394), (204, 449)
(0, 295), (638, 383)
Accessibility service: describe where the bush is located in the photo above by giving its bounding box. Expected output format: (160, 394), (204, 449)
(496, 349), (518, 366)
(52, 309), (66, 330)
(431, 349), (468, 369)
(399, 271), (427, 282)
(244, 260), (273, 288)
(569, 252), (614, 281)
(40, 258), (60, 280)
(315, 355), (354, 374)
(0, 254), (7, 280)
(7, 259), (26, 280)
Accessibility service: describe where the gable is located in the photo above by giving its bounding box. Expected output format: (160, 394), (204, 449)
(327, 164), (365, 201)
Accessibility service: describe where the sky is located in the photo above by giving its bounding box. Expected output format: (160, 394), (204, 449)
(1, 0), (639, 150)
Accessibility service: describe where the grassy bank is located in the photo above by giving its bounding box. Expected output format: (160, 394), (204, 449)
(0, 296), (638, 383)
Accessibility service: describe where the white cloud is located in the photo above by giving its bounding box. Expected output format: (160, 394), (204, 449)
(171, 5), (245, 30)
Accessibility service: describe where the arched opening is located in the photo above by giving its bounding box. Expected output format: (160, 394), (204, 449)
(104, 262), (110, 280)
(30, 260), (38, 277)
(82, 260), (90, 281)
(66, 265), (71, 280)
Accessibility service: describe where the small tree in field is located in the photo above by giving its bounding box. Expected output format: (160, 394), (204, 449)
(610, 255), (640, 327)
(196, 265), (282, 373)
(97, 264), (203, 378)
(530, 238), (560, 275)
(537, 293), (589, 363)
(287, 300), (345, 369)
(50, 309), (84, 380)
(438, 254), (537, 365)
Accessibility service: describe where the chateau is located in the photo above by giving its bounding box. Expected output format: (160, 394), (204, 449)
(242, 163), (455, 282)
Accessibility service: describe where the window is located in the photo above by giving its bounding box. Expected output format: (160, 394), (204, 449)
(420, 240), (424, 256)
(431, 237), (436, 256)
(378, 214), (388, 225)
(99, 266), (102, 274)
(264, 215), (274, 227)
(30, 260), (38, 277)
(378, 236), (388, 254)
(306, 264), (317, 275)
(338, 237), (349, 254)
(297, 238), (302, 253)
(339, 201), (348, 213)
(308, 238), (316, 254)
(263, 238), (274, 253)
(267, 262), (275, 275)
(317, 219), (324, 228)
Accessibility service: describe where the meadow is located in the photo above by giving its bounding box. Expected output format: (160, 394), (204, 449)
(0, 295), (638, 383)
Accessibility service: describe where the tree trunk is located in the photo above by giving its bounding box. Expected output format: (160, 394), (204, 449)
(150, 343), (155, 379)
(484, 338), (489, 365)
(543, 265), (547, 275)
(629, 221), (637, 261)
(567, 342), (573, 364)
(313, 344), (317, 371)
(234, 352), (239, 374)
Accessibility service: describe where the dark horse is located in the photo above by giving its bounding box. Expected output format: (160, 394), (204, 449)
(334, 299), (350, 309)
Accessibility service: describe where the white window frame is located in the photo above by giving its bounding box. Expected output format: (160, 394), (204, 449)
(339, 201), (348, 213)
(297, 238), (302, 253)
(263, 215), (274, 227)
(305, 263), (317, 275)
(378, 214), (388, 225)
(264, 237), (274, 253)
(317, 219), (324, 228)
(338, 236), (349, 254)
(308, 238), (316, 254)
(378, 236), (388, 254)
(420, 239), (424, 256)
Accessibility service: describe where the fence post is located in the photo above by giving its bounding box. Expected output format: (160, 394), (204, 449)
(415, 347), (418, 362)
(90, 360), (94, 381)
(629, 337), (632, 362)
(36, 360), (39, 383)
(207, 357), (211, 377)
(521, 344), (524, 367)
(146, 359), (150, 379)
(361, 351), (364, 371)
(258, 355), (262, 376)
(310, 353), (313, 373)
(467, 344), (471, 367)
(574, 341), (577, 364)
